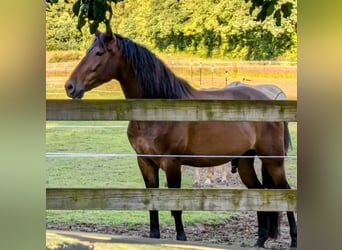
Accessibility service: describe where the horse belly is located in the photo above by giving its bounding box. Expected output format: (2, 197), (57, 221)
(182, 122), (255, 167)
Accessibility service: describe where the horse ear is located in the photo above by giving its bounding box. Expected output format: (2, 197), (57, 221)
(95, 30), (101, 37)
(105, 25), (113, 39)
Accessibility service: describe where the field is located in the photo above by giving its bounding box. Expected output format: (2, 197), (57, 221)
(46, 51), (297, 248)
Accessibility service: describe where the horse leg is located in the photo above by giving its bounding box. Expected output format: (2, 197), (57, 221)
(137, 157), (160, 239)
(221, 164), (228, 184)
(193, 168), (201, 187)
(236, 151), (272, 248)
(260, 165), (281, 241)
(231, 158), (239, 173)
(262, 159), (297, 248)
(204, 167), (214, 186)
(164, 160), (187, 241)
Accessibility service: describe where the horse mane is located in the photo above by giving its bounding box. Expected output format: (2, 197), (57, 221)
(113, 34), (195, 99)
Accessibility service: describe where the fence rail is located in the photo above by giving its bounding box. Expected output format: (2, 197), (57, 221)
(46, 99), (296, 121)
(46, 188), (297, 211)
(46, 99), (297, 213)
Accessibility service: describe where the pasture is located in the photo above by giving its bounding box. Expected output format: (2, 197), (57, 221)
(46, 52), (297, 247)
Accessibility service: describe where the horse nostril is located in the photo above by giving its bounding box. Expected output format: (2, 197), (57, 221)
(65, 82), (75, 95)
(67, 83), (73, 90)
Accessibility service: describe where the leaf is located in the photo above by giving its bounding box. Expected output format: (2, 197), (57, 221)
(77, 14), (86, 32)
(281, 2), (293, 18)
(46, 0), (58, 4)
(93, 0), (106, 20)
(273, 9), (281, 26)
(266, 2), (275, 16)
(87, 0), (95, 20)
(89, 21), (99, 34)
(72, 0), (81, 16)
(256, 8), (267, 22)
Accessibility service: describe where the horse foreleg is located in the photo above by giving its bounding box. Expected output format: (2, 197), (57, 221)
(137, 157), (160, 239)
(204, 167), (214, 186)
(220, 164), (228, 184)
(193, 168), (201, 187)
(164, 160), (187, 241)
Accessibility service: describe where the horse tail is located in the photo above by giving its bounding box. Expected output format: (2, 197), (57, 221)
(284, 121), (292, 153)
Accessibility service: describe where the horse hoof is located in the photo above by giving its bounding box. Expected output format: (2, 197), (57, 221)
(177, 234), (187, 241)
(150, 231), (160, 239)
(192, 182), (200, 188)
(254, 238), (266, 248)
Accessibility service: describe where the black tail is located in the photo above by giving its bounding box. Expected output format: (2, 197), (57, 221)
(284, 121), (292, 153)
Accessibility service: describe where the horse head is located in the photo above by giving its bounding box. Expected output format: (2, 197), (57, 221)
(65, 28), (124, 99)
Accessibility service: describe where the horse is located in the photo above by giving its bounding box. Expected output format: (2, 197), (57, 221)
(226, 81), (287, 100)
(189, 82), (289, 187)
(64, 29), (297, 248)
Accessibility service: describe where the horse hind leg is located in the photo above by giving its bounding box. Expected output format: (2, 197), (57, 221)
(236, 150), (274, 248)
(204, 167), (214, 186)
(193, 168), (201, 187)
(137, 157), (160, 239)
(261, 165), (281, 240)
(220, 164), (228, 184)
(164, 160), (187, 241)
(262, 159), (297, 248)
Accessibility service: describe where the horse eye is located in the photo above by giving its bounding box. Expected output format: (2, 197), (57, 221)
(95, 51), (105, 56)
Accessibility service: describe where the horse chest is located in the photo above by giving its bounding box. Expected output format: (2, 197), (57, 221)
(127, 121), (186, 154)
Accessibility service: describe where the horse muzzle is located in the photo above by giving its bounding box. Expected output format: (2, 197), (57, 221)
(65, 80), (85, 99)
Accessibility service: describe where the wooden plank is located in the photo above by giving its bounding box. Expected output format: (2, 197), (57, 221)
(46, 188), (297, 212)
(46, 99), (297, 122)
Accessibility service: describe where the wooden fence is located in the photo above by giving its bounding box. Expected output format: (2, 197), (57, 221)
(46, 99), (297, 212)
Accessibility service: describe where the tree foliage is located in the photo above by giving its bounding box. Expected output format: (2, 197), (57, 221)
(245, 0), (294, 26)
(46, 0), (297, 60)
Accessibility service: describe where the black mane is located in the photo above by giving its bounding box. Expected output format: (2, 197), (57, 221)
(113, 34), (195, 99)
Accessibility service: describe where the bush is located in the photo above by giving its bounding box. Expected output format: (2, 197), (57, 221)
(48, 51), (83, 63)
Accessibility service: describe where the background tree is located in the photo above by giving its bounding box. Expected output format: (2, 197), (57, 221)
(46, 0), (297, 60)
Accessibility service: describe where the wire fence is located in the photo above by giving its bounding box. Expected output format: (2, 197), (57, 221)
(46, 124), (297, 160)
(46, 60), (297, 87)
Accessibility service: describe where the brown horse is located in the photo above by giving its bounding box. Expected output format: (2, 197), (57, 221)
(64, 30), (297, 248)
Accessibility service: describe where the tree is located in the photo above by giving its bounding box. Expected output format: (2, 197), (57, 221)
(245, 0), (294, 26)
(46, 0), (297, 60)
(46, 0), (294, 34)
(46, 1), (93, 50)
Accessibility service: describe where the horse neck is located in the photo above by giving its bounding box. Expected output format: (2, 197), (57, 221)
(113, 61), (142, 98)
(118, 67), (197, 99)
(118, 77), (144, 99)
